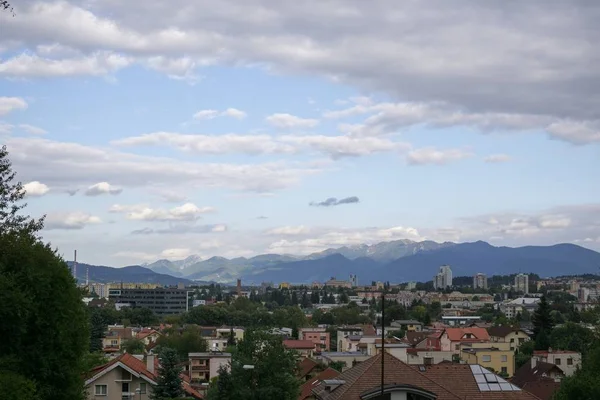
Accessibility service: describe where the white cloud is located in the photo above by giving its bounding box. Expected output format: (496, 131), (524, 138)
(0, 97), (27, 116)
(23, 181), (50, 197)
(546, 121), (600, 144)
(19, 124), (48, 135)
(0, 52), (132, 77)
(407, 147), (474, 165)
(484, 154), (512, 163)
(0, 122), (14, 134)
(44, 212), (102, 230)
(85, 182), (123, 196)
(265, 113), (319, 129)
(266, 225), (311, 235)
(160, 248), (193, 258)
(539, 215), (571, 229)
(145, 56), (203, 84)
(110, 202), (215, 221)
(193, 108), (247, 120)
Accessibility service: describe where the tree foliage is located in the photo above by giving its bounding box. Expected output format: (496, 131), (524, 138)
(532, 295), (554, 343)
(122, 338), (146, 354)
(151, 347), (184, 400)
(206, 330), (300, 400)
(0, 146), (89, 399)
(554, 346), (600, 400)
(157, 326), (208, 361)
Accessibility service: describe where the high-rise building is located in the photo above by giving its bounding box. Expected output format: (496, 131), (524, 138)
(349, 274), (358, 287)
(473, 273), (488, 290)
(433, 265), (453, 289)
(108, 287), (192, 316)
(514, 273), (529, 294)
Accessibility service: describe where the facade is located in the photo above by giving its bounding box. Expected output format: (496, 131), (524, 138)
(299, 328), (330, 352)
(324, 277), (352, 288)
(440, 327), (490, 354)
(390, 319), (423, 332)
(515, 274), (530, 294)
(487, 326), (530, 351)
(349, 274), (358, 287)
(472, 273), (488, 290)
(188, 352), (231, 386)
(283, 339), (317, 358)
(461, 345), (515, 377)
(102, 326), (133, 355)
(108, 287), (192, 316)
(319, 352), (372, 371)
(532, 350), (581, 377)
(433, 265), (453, 289)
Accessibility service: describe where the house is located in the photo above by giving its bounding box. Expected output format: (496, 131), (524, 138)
(102, 326), (133, 355)
(319, 352), (372, 371)
(439, 327), (490, 354)
(188, 351), (231, 387)
(299, 328), (330, 352)
(309, 352), (538, 399)
(206, 337), (229, 352)
(461, 344), (515, 377)
(511, 359), (564, 400)
(390, 319), (423, 332)
(487, 326), (530, 350)
(135, 329), (161, 346)
(532, 349), (581, 377)
(84, 353), (202, 399)
(406, 349), (454, 365)
(298, 358), (321, 381)
(215, 326), (245, 342)
(284, 340), (317, 358)
(403, 331), (442, 350)
(299, 368), (339, 400)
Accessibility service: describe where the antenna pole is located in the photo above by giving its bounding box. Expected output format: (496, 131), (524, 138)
(381, 288), (385, 398)
(74, 250), (77, 282)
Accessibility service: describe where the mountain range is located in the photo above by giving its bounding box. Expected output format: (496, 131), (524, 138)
(75, 239), (600, 286)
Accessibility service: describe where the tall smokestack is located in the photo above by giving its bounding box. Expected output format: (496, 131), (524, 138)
(237, 279), (242, 296)
(86, 261), (89, 287)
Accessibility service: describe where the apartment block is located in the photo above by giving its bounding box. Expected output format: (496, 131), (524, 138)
(108, 287), (192, 316)
(299, 327), (330, 352)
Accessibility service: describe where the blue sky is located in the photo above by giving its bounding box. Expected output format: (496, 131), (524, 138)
(1, 1), (599, 266)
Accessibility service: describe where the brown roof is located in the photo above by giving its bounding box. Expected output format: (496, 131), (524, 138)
(362, 325), (377, 336)
(299, 368), (339, 400)
(533, 350), (578, 356)
(520, 381), (561, 400)
(298, 358), (319, 378)
(284, 340), (317, 350)
(405, 331), (430, 347)
(511, 360), (564, 388)
(443, 327), (490, 341)
(487, 326), (524, 338)
(312, 353), (540, 400)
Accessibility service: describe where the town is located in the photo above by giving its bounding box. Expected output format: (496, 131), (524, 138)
(80, 265), (600, 399)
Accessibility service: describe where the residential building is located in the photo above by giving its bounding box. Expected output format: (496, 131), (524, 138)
(108, 287), (192, 316)
(215, 326), (245, 342)
(461, 344), (515, 377)
(405, 281), (417, 290)
(135, 329), (161, 346)
(441, 315), (482, 326)
(390, 319), (423, 332)
(188, 351), (231, 387)
(472, 273), (488, 290)
(487, 326), (530, 351)
(500, 297), (540, 319)
(374, 339), (410, 361)
(439, 327), (490, 354)
(349, 274), (358, 287)
(406, 349), (454, 365)
(515, 274), (530, 294)
(299, 368), (339, 400)
(310, 352), (536, 400)
(318, 352), (372, 371)
(102, 326), (133, 355)
(532, 349), (581, 377)
(206, 337), (229, 352)
(433, 265), (453, 289)
(324, 277), (352, 288)
(284, 340), (317, 358)
(512, 359), (565, 400)
(299, 328), (330, 352)
(84, 353), (201, 400)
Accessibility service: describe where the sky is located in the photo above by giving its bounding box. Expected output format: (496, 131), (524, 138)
(1, 0), (599, 267)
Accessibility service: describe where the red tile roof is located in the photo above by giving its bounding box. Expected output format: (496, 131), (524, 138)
(443, 327), (490, 341)
(299, 368), (339, 400)
(533, 350), (578, 356)
(520, 381), (561, 400)
(298, 358), (319, 378)
(284, 340), (317, 350)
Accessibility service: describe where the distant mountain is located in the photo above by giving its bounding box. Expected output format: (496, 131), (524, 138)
(305, 239), (455, 262)
(379, 241), (600, 282)
(66, 262), (197, 286)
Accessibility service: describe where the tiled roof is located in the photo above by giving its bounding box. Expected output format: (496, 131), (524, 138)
(533, 350), (578, 356)
(405, 331), (430, 347)
(443, 327), (490, 341)
(511, 360), (564, 388)
(298, 358), (319, 378)
(284, 340), (317, 350)
(362, 325), (377, 336)
(312, 353), (540, 400)
(520, 381), (561, 400)
(299, 368), (339, 400)
(487, 326), (523, 338)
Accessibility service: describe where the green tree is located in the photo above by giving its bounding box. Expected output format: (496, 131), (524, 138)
(151, 347), (184, 400)
(81, 352), (109, 377)
(532, 295), (554, 341)
(157, 327), (208, 361)
(554, 346), (600, 399)
(0, 146), (89, 400)
(534, 328), (551, 351)
(550, 322), (597, 356)
(515, 340), (535, 369)
(206, 330), (300, 400)
(329, 361), (345, 372)
(89, 309), (106, 352)
(0, 370), (39, 400)
(122, 338), (146, 354)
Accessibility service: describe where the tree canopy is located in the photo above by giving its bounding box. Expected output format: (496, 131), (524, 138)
(151, 347), (184, 400)
(0, 146), (89, 399)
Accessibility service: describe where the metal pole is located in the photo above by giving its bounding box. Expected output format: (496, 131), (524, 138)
(381, 289), (385, 398)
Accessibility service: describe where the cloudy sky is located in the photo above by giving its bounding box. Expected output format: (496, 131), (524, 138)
(1, 0), (599, 266)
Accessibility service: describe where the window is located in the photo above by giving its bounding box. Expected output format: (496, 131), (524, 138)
(139, 383), (147, 394)
(510, 338), (515, 343)
(501, 367), (508, 374)
(519, 338), (525, 344)
(111, 339), (118, 346)
(121, 382), (129, 393)
(567, 358), (573, 365)
(455, 344), (460, 350)
(501, 355), (508, 362)
(482, 355), (491, 362)
(95, 385), (107, 395)
(555, 358), (561, 365)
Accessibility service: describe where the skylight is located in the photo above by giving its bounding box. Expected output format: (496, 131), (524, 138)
(469, 365), (521, 392)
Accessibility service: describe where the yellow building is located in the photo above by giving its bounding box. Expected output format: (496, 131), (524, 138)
(487, 326), (530, 351)
(279, 282), (290, 289)
(461, 343), (515, 377)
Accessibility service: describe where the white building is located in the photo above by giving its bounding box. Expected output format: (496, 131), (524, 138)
(514, 274), (529, 294)
(473, 273), (488, 290)
(433, 265), (453, 289)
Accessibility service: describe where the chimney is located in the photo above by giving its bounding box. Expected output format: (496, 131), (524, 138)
(548, 347), (553, 353)
(146, 354), (155, 374)
(531, 357), (537, 369)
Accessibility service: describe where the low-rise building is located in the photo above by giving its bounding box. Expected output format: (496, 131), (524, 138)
(390, 319), (423, 332)
(461, 344), (515, 377)
(102, 325), (133, 355)
(318, 351), (372, 371)
(188, 351), (231, 387)
(532, 349), (581, 377)
(440, 327), (490, 354)
(283, 339), (317, 358)
(512, 358), (564, 400)
(299, 327), (330, 352)
(487, 326), (530, 351)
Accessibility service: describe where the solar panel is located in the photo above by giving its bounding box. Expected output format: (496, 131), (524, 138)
(484, 374), (498, 383)
(470, 365), (521, 392)
(478, 383), (490, 391)
(474, 374), (486, 383)
(499, 383), (513, 391)
(489, 383), (501, 391)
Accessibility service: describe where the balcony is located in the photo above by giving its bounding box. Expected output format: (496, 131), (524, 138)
(191, 365), (210, 371)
